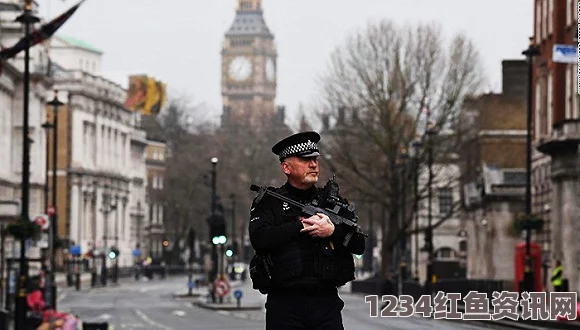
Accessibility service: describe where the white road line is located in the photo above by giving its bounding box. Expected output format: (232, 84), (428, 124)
(134, 309), (174, 330)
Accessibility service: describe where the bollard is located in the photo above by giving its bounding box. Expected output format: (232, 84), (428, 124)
(75, 272), (81, 291)
(82, 322), (109, 330)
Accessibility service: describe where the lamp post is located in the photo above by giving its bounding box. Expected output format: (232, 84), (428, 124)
(210, 157), (218, 281)
(522, 37), (539, 293)
(397, 147), (410, 296)
(112, 194), (120, 284)
(411, 136), (423, 282)
(229, 193), (236, 263)
(46, 89), (63, 309)
(99, 184), (117, 286)
(14, 1), (40, 326)
(41, 122), (53, 212)
(424, 121), (438, 295)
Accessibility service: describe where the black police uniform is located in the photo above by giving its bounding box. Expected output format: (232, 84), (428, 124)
(249, 131), (366, 330)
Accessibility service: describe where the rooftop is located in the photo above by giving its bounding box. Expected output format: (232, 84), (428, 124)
(56, 35), (103, 54)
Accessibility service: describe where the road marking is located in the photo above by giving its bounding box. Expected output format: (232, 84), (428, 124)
(216, 310), (230, 316)
(135, 309), (174, 330)
(57, 292), (67, 302)
(98, 313), (112, 320)
(172, 310), (186, 317)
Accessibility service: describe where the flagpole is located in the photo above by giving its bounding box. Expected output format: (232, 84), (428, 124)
(14, 1), (39, 328)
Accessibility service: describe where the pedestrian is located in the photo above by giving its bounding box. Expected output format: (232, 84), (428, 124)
(551, 259), (563, 292)
(249, 131), (366, 330)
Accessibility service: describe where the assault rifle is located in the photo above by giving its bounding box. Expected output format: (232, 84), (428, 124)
(250, 177), (367, 247)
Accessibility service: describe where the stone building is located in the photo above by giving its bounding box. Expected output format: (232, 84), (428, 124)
(460, 60), (528, 282)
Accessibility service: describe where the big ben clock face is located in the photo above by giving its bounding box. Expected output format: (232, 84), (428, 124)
(228, 56), (252, 82)
(266, 58), (275, 82)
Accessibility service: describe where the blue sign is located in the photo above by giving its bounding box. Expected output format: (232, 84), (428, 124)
(70, 245), (81, 257)
(553, 44), (577, 64)
(132, 249), (141, 257)
(234, 289), (243, 299)
(188, 280), (195, 289)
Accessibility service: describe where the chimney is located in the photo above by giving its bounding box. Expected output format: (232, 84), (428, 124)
(502, 60), (527, 99)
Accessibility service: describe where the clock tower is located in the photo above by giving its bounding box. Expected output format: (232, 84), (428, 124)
(221, 0), (278, 127)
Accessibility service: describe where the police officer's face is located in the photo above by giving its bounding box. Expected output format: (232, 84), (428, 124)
(282, 156), (319, 186)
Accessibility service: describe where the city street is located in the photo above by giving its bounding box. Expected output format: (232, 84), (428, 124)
(56, 276), (528, 330)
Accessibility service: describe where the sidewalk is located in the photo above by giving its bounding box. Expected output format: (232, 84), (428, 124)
(189, 280), (265, 311)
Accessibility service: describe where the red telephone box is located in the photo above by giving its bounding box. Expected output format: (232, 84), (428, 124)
(514, 242), (543, 293)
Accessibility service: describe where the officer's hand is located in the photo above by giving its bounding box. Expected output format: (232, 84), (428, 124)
(300, 213), (334, 238)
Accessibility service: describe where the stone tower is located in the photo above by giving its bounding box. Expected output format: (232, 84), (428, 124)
(221, 0), (278, 127)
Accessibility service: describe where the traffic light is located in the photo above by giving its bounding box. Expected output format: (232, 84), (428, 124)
(162, 239), (169, 248)
(108, 247), (119, 259)
(225, 248), (233, 257)
(210, 217), (227, 245)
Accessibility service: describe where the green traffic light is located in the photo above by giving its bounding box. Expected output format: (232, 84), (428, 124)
(355, 254), (363, 259)
(212, 237), (219, 245)
(225, 249), (233, 257)
(108, 251), (117, 259)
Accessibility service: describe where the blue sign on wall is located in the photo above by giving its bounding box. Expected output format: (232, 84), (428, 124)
(132, 249), (141, 257)
(553, 44), (577, 64)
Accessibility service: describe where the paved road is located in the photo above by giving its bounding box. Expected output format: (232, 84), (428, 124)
(58, 276), (523, 329)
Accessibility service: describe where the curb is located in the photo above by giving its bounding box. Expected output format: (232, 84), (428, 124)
(191, 301), (263, 311)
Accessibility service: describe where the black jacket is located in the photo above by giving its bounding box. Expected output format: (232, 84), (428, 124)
(249, 182), (365, 288)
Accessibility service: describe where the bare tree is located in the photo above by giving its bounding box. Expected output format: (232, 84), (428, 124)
(317, 20), (483, 276)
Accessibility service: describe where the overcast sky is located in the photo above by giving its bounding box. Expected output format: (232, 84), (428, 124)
(37, 0), (533, 128)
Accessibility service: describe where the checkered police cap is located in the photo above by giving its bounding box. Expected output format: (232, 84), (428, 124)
(272, 131), (321, 161)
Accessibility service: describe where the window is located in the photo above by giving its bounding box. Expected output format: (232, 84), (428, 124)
(548, 0), (553, 34)
(547, 71), (553, 135)
(574, 65), (579, 118)
(438, 187), (453, 215)
(566, 65), (572, 119)
(542, 0), (547, 38)
(568, 0), (572, 25)
(535, 80), (541, 138)
(536, 1), (541, 43)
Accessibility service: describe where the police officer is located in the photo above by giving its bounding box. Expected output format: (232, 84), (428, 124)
(551, 260), (563, 292)
(249, 131), (366, 330)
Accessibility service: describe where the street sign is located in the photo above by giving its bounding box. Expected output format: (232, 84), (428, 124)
(70, 245), (81, 257)
(47, 206), (56, 216)
(33, 214), (49, 230)
(233, 289), (243, 299)
(214, 279), (231, 298)
(132, 249), (141, 257)
(553, 44), (577, 64)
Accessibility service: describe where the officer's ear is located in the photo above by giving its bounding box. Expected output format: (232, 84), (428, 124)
(281, 159), (292, 175)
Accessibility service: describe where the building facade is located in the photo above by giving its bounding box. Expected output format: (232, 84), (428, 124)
(0, 1), (52, 266)
(460, 60), (528, 282)
(532, 0), (579, 293)
(145, 137), (166, 260)
(48, 35), (149, 268)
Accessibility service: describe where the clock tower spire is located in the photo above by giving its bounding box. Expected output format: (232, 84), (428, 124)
(221, 0), (278, 127)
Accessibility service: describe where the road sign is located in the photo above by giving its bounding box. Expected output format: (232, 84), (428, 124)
(70, 245), (81, 257)
(214, 279), (231, 298)
(553, 44), (577, 64)
(33, 214), (49, 230)
(47, 206), (56, 216)
(233, 289), (243, 299)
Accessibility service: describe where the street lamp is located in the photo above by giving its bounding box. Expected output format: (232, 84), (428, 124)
(14, 1), (40, 327)
(41, 122), (53, 212)
(411, 136), (423, 282)
(46, 89), (63, 309)
(522, 37), (539, 293)
(99, 183), (118, 286)
(425, 121), (439, 295)
(396, 146), (410, 296)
